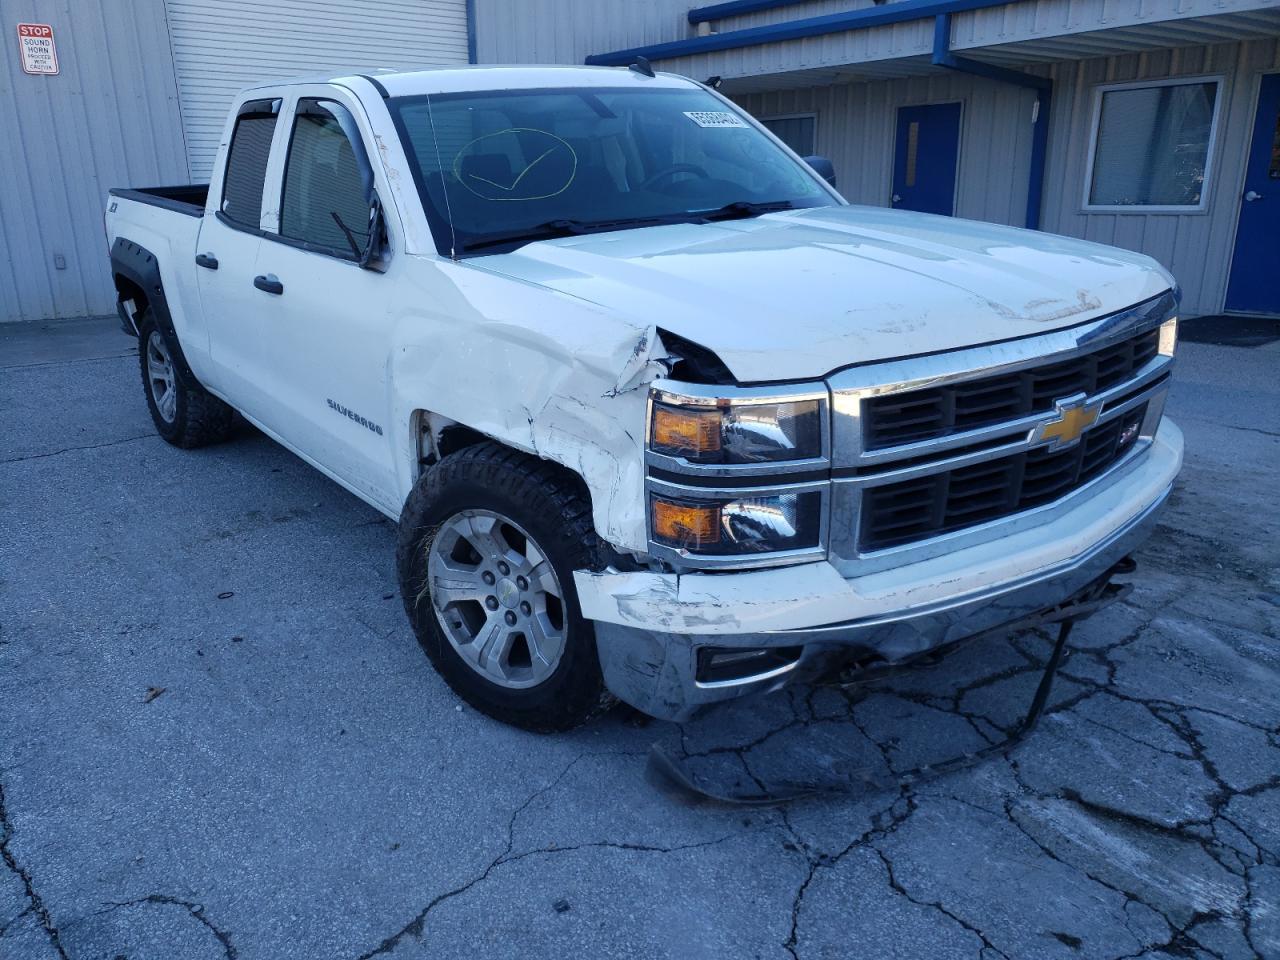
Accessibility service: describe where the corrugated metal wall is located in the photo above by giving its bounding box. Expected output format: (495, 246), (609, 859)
(474, 0), (693, 65)
(164, 0), (470, 178)
(735, 73), (1036, 227)
(0, 0), (188, 323)
(1038, 38), (1279, 316)
(742, 40), (1276, 314)
(734, 40), (1278, 315)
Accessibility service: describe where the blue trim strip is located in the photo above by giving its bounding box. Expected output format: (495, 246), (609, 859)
(585, 0), (1021, 65)
(930, 13), (1050, 229)
(688, 0), (813, 25)
(465, 0), (477, 63)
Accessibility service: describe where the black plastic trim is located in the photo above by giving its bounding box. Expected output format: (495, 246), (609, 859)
(647, 464), (829, 488)
(109, 236), (197, 382)
(356, 73), (391, 99)
(656, 328), (737, 385)
(237, 97), (281, 118)
(108, 186), (206, 218)
(214, 210), (365, 265)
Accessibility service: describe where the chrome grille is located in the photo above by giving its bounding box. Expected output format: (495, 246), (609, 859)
(863, 328), (1160, 449)
(859, 404), (1147, 550)
(826, 292), (1178, 575)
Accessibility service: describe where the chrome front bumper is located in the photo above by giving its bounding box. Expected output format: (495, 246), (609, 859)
(578, 420), (1182, 721)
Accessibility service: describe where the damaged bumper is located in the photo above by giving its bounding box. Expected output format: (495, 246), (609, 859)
(575, 421), (1182, 721)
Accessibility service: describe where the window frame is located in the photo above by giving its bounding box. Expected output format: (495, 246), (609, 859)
(275, 96), (378, 263)
(218, 97), (282, 230)
(1082, 75), (1225, 215)
(757, 112), (819, 158)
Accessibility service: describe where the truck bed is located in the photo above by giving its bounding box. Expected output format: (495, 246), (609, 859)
(108, 184), (208, 217)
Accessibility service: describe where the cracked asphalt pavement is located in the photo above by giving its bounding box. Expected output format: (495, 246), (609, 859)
(2, 317), (1278, 959)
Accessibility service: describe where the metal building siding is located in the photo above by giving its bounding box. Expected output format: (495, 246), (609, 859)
(636, 1), (1277, 89)
(164, 0), (469, 178)
(0, 0), (188, 323)
(475, 0), (1275, 88)
(735, 71), (1035, 225)
(473, 0), (694, 65)
(951, 0), (1279, 55)
(1037, 37), (1280, 315)
(737, 38), (1276, 314)
(656, 21), (936, 87)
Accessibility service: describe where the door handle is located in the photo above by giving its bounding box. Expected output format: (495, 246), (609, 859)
(891, 193), (902, 204)
(253, 274), (284, 295)
(195, 253), (218, 270)
(1244, 190), (1263, 202)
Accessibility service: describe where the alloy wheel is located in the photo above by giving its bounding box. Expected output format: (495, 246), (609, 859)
(146, 330), (178, 423)
(426, 509), (567, 689)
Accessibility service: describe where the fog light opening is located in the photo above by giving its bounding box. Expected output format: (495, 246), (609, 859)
(696, 645), (803, 685)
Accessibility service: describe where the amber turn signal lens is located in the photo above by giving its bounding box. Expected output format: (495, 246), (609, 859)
(652, 498), (721, 548)
(651, 405), (721, 456)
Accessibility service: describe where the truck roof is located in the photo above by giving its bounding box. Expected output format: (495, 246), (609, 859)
(240, 64), (698, 99)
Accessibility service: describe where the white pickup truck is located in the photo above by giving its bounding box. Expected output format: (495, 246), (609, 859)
(105, 65), (1182, 731)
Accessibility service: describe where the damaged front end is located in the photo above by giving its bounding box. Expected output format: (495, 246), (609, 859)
(572, 293), (1182, 723)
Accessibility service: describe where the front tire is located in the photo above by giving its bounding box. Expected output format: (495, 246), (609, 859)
(397, 443), (612, 731)
(137, 310), (234, 448)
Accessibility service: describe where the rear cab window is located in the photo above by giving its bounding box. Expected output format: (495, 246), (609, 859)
(220, 98), (281, 229)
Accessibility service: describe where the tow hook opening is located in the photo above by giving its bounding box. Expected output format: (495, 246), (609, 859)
(695, 645), (803, 686)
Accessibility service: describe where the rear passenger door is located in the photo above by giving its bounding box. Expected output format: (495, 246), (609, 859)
(248, 90), (401, 512)
(198, 97), (281, 408)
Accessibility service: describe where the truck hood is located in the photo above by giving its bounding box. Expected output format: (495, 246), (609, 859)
(466, 205), (1174, 383)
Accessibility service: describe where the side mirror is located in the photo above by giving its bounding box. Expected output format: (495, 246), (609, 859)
(803, 155), (837, 189)
(360, 192), (388, 271)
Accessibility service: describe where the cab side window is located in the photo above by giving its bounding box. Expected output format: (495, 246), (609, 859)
(280, 99), (373, 258)
(221, 102), (279, 228)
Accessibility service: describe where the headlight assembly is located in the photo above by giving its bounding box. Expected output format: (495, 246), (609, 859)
(650, 489), (824, 556)
(645, 381), (831, 569)
(649, 397), (824, 465)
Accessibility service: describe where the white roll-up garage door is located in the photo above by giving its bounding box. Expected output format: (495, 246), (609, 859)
(164, 0), (470, 178)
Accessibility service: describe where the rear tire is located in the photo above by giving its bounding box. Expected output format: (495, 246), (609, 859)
(137, 309), (234, 448)
(397, 442), (613, 732)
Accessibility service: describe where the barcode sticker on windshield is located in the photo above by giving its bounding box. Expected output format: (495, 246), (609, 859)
(683, 111), (748, 129)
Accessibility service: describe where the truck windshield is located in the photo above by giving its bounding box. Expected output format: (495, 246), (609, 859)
(389, 86), (837, 256)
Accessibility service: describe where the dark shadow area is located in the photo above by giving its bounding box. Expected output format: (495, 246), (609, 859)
(1180, 313), (1280, 347)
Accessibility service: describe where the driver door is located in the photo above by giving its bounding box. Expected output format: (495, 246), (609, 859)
(247, 90), (401, 513)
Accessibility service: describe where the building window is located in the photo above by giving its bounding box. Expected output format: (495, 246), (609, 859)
(761, 114), (816, 157)
(280, 99), (372, 257)
(1085, 77), (1221, 210)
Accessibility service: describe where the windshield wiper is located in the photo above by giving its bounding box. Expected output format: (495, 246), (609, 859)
(698, 199), (795, 222)
(460, 203), (797, 255)
(462, 215), (700, 254)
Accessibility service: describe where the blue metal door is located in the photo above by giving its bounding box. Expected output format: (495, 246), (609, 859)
(1226, 74), (1280, 314)
(891, 103), (961, 216)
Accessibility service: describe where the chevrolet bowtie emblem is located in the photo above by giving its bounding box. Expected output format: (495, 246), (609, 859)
(1032, 394), (1102, 450)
